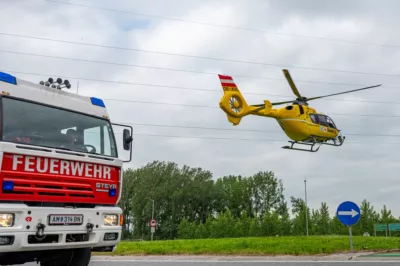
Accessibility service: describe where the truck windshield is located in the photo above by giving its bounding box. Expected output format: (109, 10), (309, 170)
(1, 97), (118, 158)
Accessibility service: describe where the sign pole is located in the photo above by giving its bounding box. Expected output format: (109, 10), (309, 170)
(150, 199), (155, 241)
(304, 179), (309, 236)
(149, 218), (157, 241)
(349, 226), (353, 252)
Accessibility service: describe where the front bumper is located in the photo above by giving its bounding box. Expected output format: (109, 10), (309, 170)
(0, 203), (122, 252)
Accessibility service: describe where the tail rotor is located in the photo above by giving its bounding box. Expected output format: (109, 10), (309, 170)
(218, 74), (250, 125)
(229, 95), (243, 114)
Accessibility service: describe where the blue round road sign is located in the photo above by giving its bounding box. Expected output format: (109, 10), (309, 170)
(336, 201), (360, 226)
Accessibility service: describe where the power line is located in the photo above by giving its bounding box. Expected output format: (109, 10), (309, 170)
(108, 96), (400, 106)
(6, 66), (400, 93)
(3, 69), (400, 116)
(3, 68), (396, 105)
(103, 98), (400, 119)
(0, 33), (398, 78)
(135, 133), (285, 142)
(0, 49), (230, 78)
(44, 0), (400, 50)
(133, 133), (400, 145)
(120, 122), (400, 137)
(54, 129), (393, 143)
(8, 69), (400, 110)
(0, 49), (396, 104)
(4, 69), (218, 90)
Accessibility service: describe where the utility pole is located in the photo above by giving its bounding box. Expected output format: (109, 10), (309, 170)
(304, 178), (309, 236)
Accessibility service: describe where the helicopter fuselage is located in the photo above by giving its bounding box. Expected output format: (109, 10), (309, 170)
(252, 104), (339, 142)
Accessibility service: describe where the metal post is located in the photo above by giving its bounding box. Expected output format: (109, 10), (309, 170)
(152, 200), (155, 220)
(150, 199), (154, 241)
(349, 226), (354, 252)
(304, 179), (309, 236)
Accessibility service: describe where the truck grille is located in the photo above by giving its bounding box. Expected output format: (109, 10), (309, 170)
(3, 172), (94, 199)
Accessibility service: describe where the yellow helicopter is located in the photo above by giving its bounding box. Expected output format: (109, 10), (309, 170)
(218, 69), (381, 152)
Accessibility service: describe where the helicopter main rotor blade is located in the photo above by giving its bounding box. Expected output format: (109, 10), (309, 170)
(250, 100), (294, 108)
(283, 69), (302, 99)
(271, 100), (294, 105)
(305, 84), (382, 102)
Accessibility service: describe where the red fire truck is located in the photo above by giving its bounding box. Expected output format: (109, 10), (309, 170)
(0, 72), (133, 265)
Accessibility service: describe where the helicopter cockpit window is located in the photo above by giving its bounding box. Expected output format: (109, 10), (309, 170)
(326, 116), (337, 129)
(318, 115), (328, 126)
(309, 114), (318, 124)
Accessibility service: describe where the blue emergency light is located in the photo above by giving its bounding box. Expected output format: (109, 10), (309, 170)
(0, 72), (17, 85)
(2, 181), (14, 191)
(109, 188), (117, 197)
(90, 97), (106, 108)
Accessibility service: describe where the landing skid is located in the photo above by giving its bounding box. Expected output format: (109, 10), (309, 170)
(282, 136), (346, 152)
(282, 141), (322, 152)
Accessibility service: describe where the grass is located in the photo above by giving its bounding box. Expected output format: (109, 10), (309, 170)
(96, 236), (400, 256)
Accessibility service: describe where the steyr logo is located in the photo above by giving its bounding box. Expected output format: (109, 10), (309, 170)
(96, 183), (117, 192)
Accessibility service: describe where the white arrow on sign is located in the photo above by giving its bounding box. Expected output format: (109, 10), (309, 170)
(338, 209), (359, 218)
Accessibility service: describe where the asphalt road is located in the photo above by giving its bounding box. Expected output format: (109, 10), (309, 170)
(18, 255), (400, 266)
(20, 262), (400, 266)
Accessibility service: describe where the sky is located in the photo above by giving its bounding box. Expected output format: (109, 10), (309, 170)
(2, 0), (400, 219)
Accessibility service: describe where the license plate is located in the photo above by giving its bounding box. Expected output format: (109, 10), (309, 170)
(48, 214), (83, 225)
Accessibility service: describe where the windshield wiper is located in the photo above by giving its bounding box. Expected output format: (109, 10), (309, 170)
(38, 145), (74, 151)
(56, 146), (74, 151)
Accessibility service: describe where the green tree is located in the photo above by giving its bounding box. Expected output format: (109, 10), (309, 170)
(209, 210), (236, 238)
(380, 205), (396, 223)
(249, 171), (285, 218)
(130, 161), (214, 240)
(279, 212), (292, 236)
(214, 175), (253, 219)
(177, 218), (195, 239)
(330, 216), (347, 235)
(249, 217), (261, 237)
(119, 159), (397, 240)
(118, 168), (136, 239)
(290, 196), (311, 235)
(315, 202), (331, 235)
(355, 199), (379, 236)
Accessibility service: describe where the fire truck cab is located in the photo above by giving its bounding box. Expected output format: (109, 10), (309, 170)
(0, 72), (133, 266)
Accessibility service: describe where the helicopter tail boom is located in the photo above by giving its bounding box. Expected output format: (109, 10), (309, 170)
(218, 74), (272, 125)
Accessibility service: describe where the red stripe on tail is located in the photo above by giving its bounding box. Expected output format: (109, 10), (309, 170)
(218, 74), (237, 87)
(221, 82), (237, 87)
(218, 74), (233, 80)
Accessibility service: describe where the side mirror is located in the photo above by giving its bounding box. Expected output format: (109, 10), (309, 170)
(123, 129), (133, 151)
(112, 123), (133, 163)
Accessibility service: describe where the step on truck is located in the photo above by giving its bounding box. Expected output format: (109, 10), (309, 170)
(0, 72), (133, 266)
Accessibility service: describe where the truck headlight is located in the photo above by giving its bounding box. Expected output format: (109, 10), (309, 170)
(104, 214), (118, 226)
(0, 214), (14, 227)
